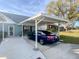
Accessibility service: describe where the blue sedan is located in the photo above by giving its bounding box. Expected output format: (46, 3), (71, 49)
(27, 30), (59, 45)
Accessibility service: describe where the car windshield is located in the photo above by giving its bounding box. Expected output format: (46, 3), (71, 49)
(40, 31), (51, 35)
(32, 30), (52, 35)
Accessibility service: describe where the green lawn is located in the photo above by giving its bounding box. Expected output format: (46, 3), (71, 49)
(60, 30), (79, 44)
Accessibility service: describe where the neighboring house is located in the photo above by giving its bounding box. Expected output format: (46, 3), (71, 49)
(0, 12), (29, 37)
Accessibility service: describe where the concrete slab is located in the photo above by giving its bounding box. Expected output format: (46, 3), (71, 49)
(43, 43), (79, 59)
(0, 37), (45, 59)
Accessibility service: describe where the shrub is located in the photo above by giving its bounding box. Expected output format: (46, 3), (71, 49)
(0, 32), (7, 38)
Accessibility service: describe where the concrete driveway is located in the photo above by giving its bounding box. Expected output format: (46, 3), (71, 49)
(0, 37), (45, 59)
(24, 36), (79, 59)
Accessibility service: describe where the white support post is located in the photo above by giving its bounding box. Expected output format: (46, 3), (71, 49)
(58, 23), (60, 37)
(22, 24), (23, 38)
(8, 25), (10, 37)
(13, 25), (15, 37)
(2, 23), (4, 40)
(34, 17), (44, 50)
(35, 20), (38, 49)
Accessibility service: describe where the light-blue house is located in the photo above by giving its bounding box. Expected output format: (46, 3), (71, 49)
(0, 12), (29, 37)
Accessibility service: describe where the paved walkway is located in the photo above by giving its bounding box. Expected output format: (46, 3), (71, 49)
(0, 37), (45, 59)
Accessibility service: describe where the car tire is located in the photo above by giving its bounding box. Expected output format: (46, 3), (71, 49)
(39, 39), (44, 45)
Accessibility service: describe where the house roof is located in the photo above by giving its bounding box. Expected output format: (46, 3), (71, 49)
(0, 12), (29, 23)
(0, 12), (16, 24)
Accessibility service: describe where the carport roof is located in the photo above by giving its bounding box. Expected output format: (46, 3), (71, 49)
(19, 13), (69, 25)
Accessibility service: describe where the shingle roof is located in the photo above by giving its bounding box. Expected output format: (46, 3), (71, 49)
(0, 12), (29, 23)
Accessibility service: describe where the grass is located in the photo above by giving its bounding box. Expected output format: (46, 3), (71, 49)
(60, 30), (79, 44)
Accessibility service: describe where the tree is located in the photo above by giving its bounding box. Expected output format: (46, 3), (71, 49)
(46, 0), (79, 29)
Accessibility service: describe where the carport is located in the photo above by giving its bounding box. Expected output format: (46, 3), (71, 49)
(19, 13), (68, 49)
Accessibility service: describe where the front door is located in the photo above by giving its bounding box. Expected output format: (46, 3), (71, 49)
(8, 26), (14, 37)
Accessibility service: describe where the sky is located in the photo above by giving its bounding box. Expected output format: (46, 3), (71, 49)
(0, 0), (52, 16)
(0, 0), (79, 26)
(75, 21), (79, 27)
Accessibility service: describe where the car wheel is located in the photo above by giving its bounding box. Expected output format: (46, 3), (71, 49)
(39, 39), (44, 45)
